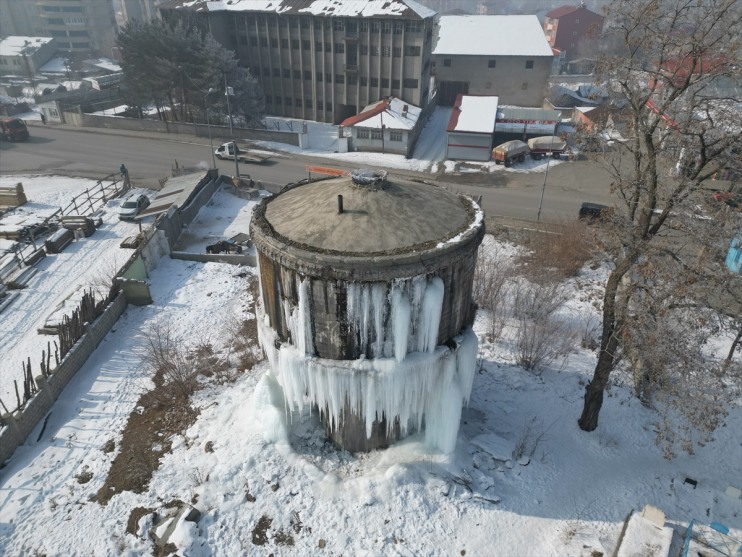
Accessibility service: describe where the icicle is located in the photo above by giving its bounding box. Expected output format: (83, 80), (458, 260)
(391, 282), (411, 362)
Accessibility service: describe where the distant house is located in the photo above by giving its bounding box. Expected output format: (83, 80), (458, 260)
(432, 15), (553, 107)
(445, 94), (498, 161)
(543, 3), (604, 63)
(0, 36), (57, 79)
(341, 96), (424, 157)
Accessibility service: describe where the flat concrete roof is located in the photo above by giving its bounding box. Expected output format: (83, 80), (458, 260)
(262, 176), (472, 254)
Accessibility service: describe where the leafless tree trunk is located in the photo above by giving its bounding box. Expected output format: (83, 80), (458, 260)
(577, 0), (742, 432)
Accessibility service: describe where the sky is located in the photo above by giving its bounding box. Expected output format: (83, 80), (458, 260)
(0, 174), (740, 557)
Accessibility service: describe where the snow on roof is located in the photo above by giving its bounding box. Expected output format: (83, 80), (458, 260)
(0, 36), (54, 57)
(433, 15), (553, 57)
(83, 58), (122, 73)
(162, 0), (435, 18)
(447, 95), (498, 134)
(341, 97), (422, 130)
(38, 57), (70, 74)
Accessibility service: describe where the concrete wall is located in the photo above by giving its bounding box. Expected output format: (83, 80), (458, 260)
(435, 54), (551, 107)
(0, 293), (127, 465)
(73, 113), (301, 146)
(171, 251), (257, 266)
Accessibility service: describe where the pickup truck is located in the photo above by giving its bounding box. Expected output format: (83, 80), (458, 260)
(214, 142), (271, 164)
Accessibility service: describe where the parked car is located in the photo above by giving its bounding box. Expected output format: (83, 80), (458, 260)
(0, 117), (29, 141)
(118, 193), (150, 220)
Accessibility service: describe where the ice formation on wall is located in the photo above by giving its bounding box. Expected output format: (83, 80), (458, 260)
(258, 275), (478, 453)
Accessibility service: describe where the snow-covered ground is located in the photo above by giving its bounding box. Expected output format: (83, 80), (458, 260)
(0, 175), (740, 557)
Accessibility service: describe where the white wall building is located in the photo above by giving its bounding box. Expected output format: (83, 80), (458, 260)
(445, 94), (498, 161)
(432, 15), (553, 107)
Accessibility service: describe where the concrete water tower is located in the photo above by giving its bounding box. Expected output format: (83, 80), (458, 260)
(250, 170), (485, 452)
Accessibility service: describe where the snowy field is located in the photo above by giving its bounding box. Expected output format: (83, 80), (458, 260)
(0, 176), (740, 556)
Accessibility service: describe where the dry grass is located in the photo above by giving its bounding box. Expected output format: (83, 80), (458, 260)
(518, 219), (595, 280)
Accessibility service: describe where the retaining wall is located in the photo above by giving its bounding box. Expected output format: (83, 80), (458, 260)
(0, 293), (127, 465)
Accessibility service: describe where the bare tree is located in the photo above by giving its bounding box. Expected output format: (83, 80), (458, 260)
(577, 0), (742, 432)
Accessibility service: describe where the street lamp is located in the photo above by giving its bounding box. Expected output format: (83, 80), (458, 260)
(205, 88), (216, 169)
(224, 72), (234, 136)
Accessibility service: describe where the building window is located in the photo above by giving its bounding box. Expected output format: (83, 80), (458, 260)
(360, 45), (368, 55)
(278, 17), (287, 28)
(403, 78), (418, 88)
(404, 21), (421, 32)
(46, 17), (65, 24)
(393, 47), (401, 58)
(273, 68), (280, 77)
(293, 69), (301, 79)
(325, 42), (331, 52)
(390, 131), (402, 141)
(382, 46), (390, 57)
(290, 17), (299, 28)
(326, 73), (332, 83)
(525, 60), (534, 69)
(521, 82), (529, 90)
(265, 95), (272, 104)
(303, 40), (310, 50)
(304, 70), (312, 80)
(405, 45), (421, 57)
(326, 101), (332, 112)
(392, 79), (400, 90)
(371, 21), (380, 32)
(335, 43), (345, 54)
(260, 37), (268, 47)
(347, 74), (358, 85)
(296, 98), (302, 107)
(62, 5), (83, 12)
(316, 41), (323, 51)
(333, 19), (345, 31)
(488, 59), (496, 68)
(360, 76), (368, 86)
(360, 20), (369, 32)
(336, 74), (345, 84)
(263, 67), (270, 76)
(371, 130), (382, 140)
(370, 45), (379, 56)
(285, 97), (292, 106)
(394, 22), (403, 35)
(370, 77), (379, 87)
(301, 17), (310, 28)
(249, 37), (258, 46)
(381, 77), (389, 88)
(281, 38), (289, 48)
(305, 98), (313, 108)
(42, 5), (61, 11)
(271, 38), (278, 48)
(292, 40), (299, 49)
(357, 129), (369, 139)
(382, 22), (391, 34)
(283, 68), (291, 78)
(443, 58), (451, 67)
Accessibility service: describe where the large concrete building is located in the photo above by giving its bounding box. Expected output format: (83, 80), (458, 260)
(158, 0), (437, 124)
(432, 15), (553, 106)
(0, 0), (118, 58)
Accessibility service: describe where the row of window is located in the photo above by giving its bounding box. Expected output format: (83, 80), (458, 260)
(41, 5), (83, 12)
(357, 129), (403, 141)
(239, 36), (422, 58)
(44, 16), (88, 25)
(239, 15), (423, 33)
(260, 69), (419, 89)
(441, 58), (535, 69)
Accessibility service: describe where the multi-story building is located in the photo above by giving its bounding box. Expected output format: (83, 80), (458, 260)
(432, 15), (553, 106)
(158, 0), (437, 124)
(543, 3), (604, 61)
(121, 0), (161, 23)
(0, 0), (118, 59)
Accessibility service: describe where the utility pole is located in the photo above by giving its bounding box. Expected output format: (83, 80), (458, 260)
(224, 72), (234, 136)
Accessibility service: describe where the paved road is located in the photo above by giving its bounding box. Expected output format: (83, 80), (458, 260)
(0, 122), (615, 224)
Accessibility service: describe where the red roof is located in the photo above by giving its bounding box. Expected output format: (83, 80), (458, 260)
(340, 98), (390, 127)
(446, 94), (465, 132)
(546, 5), (579, 19)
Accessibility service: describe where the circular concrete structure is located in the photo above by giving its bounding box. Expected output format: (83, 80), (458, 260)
(251, 172), (485, 451)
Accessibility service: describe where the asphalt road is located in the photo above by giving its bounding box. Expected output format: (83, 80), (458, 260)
(0, 122), (616, 224)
